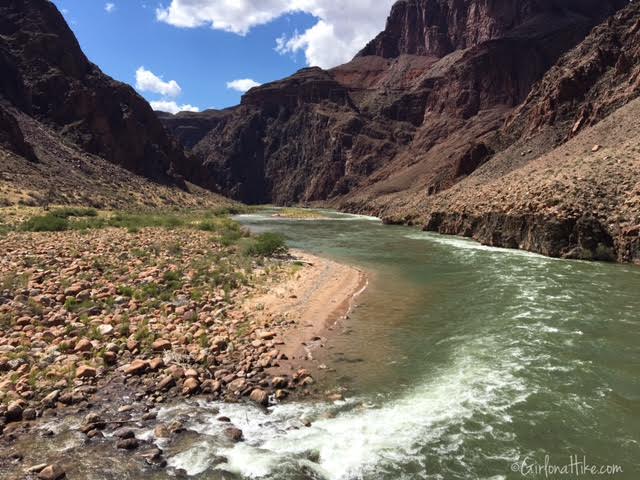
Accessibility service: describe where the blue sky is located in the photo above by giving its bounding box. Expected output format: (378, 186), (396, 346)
(51, 0), (395, 113)
(52, 1), (315, 111)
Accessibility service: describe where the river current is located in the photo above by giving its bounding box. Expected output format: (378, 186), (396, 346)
(162, 209), (637, 480)
(8, 209), (640, 479)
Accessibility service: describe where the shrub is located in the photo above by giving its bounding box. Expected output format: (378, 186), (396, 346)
(21, 214), (68, 232)
(242, 232), (288, 257)
(198, 221), (216, 232)
(117, 285), (134, 297)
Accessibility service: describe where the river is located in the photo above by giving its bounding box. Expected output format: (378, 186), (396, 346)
(6, 209), (640, 479)
(163, 208), (637, 480)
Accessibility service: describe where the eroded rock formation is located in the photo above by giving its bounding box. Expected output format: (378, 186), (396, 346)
(162, 0), (627, 205)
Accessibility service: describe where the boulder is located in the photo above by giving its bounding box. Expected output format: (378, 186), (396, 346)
(154, 424), (170, 438)
(74, 338), (93, 352)
(113, 427), (135, 439)
(152, 339), (172, 351)
(156, 375), (175, 391)
(249, 388), (269, 406)
(76, 365), (97, 378)
(98, 324), (114, 336)
(181, 377), (199, 395)
(227, 378), (247, 393)
(37, 464), (65, 480)
(124, 359), (148, 375)
(116, 438), (140, 450)
(224, 427), (243, 442)
(6, 400), (25, 422)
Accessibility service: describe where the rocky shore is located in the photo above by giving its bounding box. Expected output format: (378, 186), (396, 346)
(0, 217), (365, 478)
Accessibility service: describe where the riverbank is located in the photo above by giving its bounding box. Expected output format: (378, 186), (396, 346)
(0, 211), (368, 478)
(241, 249), (367, 390)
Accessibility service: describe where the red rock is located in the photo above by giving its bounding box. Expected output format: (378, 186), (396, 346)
(156, 375), (175, 391)
(159, 0), (627, 210)
(76, 365), (97, 378)
(124, 359), (148, 375)
(37, 464), (65, 480)
(152, 339), (172, 351)
(74, 338), (92, 352)
(227, 378), (247, 392)
(181, 377), (199, 395)
(0, 0), (196, 184)
(201, 379), (221, 393)
(103, 351), (117, 365)
(271, 376), (288, 388)
(148, 357), (164, 371)
(249, 388), (269, 406)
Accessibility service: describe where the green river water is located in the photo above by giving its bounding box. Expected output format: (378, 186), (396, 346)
(211, 209), (639, 480)
(5, 209), (639, 480)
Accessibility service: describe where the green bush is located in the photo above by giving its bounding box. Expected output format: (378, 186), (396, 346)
(242, 232), (288, 257)
(21, 214), (69, 232)
(198, 220), (216, 232)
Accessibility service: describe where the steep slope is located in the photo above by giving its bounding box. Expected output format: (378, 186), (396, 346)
(0, 107), (228, 209)
(162, 0), (627, 207)
(0, 0), (198, 190)
(358, 0), (626, 58)
(372, 2), (640, 263)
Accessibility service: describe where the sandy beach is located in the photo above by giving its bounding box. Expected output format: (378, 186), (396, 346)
(240, 249), (367, 377)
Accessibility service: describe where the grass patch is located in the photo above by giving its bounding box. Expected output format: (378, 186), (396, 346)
(63, 298), (95, 313)
(117, 285), (134, 297)
(197, 216), (248, 247)
(273, 208), (328, 220)
(15, 208), (249, 237)
(241, 232), (288, 257)
(20, 207), (99, 232)
(1, 271), (29, 291)
(21, 214), (69, 232)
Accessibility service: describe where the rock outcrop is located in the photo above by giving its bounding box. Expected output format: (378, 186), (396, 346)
(0, 0), (193, 184)
(162, 0), (627, 206)
(357, 0), (627, 59)
(381, 2), (640, 263)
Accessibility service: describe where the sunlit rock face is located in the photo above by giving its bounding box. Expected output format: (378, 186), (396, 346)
(161, 0), (627, 205)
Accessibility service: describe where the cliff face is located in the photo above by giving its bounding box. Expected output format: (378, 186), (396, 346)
(357, 0), (627, 58)
(373, 2), (640, 264)
(162, 0), (627, 207)
(505, 3), (640, 140)
(0, 0), (193, 184)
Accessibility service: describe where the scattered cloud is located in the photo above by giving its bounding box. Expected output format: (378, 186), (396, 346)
(135, 67), (182, 98)
(155, 0), (396, 68)
(105, 3), (115, 13)
(150, 100), (200, 114)
(226, 78), (262, 93)
(134, 67), (198, 114)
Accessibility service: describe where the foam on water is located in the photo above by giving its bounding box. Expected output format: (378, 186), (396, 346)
(404, 232), (550, 259)
(159, 338), (531, 480)
(235, 211), (382, 224)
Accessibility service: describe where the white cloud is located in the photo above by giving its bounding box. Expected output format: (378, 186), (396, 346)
(135, 67), (182, 98)
(105, 3), (115, 13)
(150, 100), (200, 114)
(226, 78), (262, 93)
(134, 67), (198, 113)
(156, 0), (396, 68)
